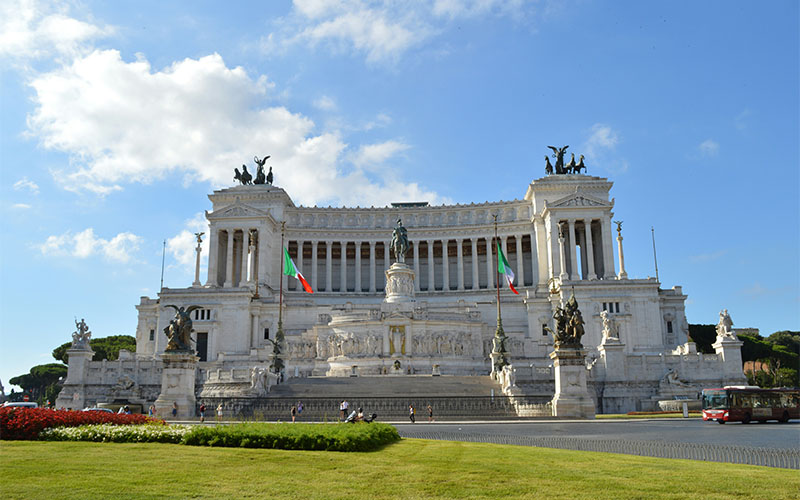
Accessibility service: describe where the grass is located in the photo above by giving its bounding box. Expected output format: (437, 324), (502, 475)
(1, 439), (796, 499)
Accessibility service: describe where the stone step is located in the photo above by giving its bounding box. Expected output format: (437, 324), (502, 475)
(269, 375), (502, 398)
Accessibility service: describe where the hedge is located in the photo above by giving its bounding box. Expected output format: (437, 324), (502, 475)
(0, 407), (161, 440)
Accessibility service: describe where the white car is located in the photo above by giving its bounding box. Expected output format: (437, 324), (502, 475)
(2, 401), (39, 408)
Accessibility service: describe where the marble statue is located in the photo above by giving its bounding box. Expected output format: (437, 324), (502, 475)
(390, 218), (409, 263)
(72, 318), (92, 349)
(716, 309), (736, 338)
(600, 310), (618, 342)
(163, 305), (201, 351)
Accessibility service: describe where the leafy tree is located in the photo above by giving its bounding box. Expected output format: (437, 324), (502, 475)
(52, 335), (136, 363)
(688, 324), (717, 353)
(739, 333), (774, 363)
(9, 363), (67, 405)
(766, 331), (800, 355)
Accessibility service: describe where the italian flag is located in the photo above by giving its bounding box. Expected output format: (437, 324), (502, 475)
(283, 247), (313, 293)
(497, 243), (519, 294)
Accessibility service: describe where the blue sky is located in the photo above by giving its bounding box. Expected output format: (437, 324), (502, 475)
(1, 0), (798, 392)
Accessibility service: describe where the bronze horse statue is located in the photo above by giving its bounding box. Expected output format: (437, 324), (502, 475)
(234, 165), (253, 185)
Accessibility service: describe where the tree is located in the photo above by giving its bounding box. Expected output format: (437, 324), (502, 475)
(9, 363), (67, 405)
(688, 324), (717, 354)
(52, 335), (136, 363)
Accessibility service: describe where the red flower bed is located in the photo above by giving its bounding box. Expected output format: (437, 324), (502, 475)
(0, 407), (163, 440)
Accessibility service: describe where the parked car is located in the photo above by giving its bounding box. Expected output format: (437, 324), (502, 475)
(81, 407), (114, 413)
(2, 401), (39, 408)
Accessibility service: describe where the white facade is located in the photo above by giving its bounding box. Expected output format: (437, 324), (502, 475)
(60, 173), (746, 413)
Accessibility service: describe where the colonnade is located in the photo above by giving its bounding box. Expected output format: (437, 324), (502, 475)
(553, 218), (615, 281)
(285, 234), (537, 293)
(205, 228), (260, 288)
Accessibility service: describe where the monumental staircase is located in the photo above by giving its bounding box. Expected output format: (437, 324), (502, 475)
(198, 375), (553, 420)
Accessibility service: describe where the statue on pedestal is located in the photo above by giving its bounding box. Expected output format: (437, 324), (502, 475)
(716, 309), (736, 339)
(546, 291), (585, 348)
(390, 218), (409, 263)
(164, 305), (201, 352)
(72, 318), (92, 349)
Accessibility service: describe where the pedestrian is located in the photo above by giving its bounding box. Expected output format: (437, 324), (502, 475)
(297, 401), (303, 415)
(409, 404), (415, 423)
(216, 403), (223, 422)
(339, 400), (345, 421)
(124, 405), (131, 415)
(291, 404), (297, 423)
(148, 404), (155, 417)
(427, 404), (434, 423)
(172, 401), (178, 418)
(199, 403), (206, 423)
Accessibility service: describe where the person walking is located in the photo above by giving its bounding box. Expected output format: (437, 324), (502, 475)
(216, 403), (223, 423)
(297, 401), (303, 416)
(199, 403), (206, 423)
(291, 404), (297, 423)
(171, 402), (178, 419)
(427, 404), (434, 423)
(409, 404), (416, 423)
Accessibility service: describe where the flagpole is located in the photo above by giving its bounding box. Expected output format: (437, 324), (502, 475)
(490, 214), (508, 379)
(272, 221), (286, 380)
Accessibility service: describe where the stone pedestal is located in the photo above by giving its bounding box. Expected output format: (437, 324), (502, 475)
(549, 347), (595, 419)
(384, 263), (415, 303)
(712, 335), (747, 384)
(55, 347), (94, 410)
(154, 351), (199, 419)
(598, 338), (626, 382)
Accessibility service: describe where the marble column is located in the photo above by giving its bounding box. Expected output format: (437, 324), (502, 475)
(485, 237), (494, 288)
(471, 238), (479, 290)
(413, 241), (420, 291)
(456, 239), (465, 290)
(193, 235), (203, 287)
(501, 236), (508, 289)
(427, 240), (435, 291)
(617, 231), (628, 279)
(383, 242), (390, 290)
(251, 312), (259, 349)
(369, 241), (376, 293)
(311, 241), (319, 292)
(224, 229), (234, 287)
(602, 218), (616, 278)
(558, 223), (569, 280)
(248, 232), (257, 284)
(240, 229), (249, 286)
(442, 239), (450, 291)
(530, 230), (540, 286)
(515, 234), (524, 287)
(205, 229), (218, 286)
(297, 240), (304, 289)
(325, 241), (333, 292)
(340, 241), (347, 292)
(584, 220), (597, 280)
(354, 241), (362, 292)
(568, 220), (579, 280)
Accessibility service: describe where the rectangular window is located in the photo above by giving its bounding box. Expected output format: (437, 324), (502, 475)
(667, 321), (673, 333)
(149, 329), (154, 341)
(614, 302), (620, 313)
(542, 324), (548, 336)
(264, 328), (270, 340)
(196, 332), (208, 362)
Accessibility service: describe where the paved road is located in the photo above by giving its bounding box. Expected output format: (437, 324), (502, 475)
(393, 419), (800, 450)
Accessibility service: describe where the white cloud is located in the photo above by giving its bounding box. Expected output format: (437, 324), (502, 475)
(39, 227), (141, 262)
(167, 213), (210, 270)
(698, 139), (719, 157)
(26, 48), (444, 207)
(0, 0), (113, 61)
(11, 203), (32, 210)
(13, 177), (39, 194)
(350, 140), (409, 169)
(313, 95), (337, 111)
(267, 0), (534, 64)
(580, 123), (626, 174)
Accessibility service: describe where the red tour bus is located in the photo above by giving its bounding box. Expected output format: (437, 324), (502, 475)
(702, 386), (800, 424)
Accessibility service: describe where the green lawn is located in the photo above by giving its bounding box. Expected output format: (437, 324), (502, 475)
(1, 439), (795, 499)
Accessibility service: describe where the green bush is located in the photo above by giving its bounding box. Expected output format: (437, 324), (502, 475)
(41, 422), (400, 452)
(182, 422), (400, 452)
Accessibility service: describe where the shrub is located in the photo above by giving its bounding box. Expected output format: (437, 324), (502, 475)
(36, 421), (401, 452)
(0, 407), (162, 440)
